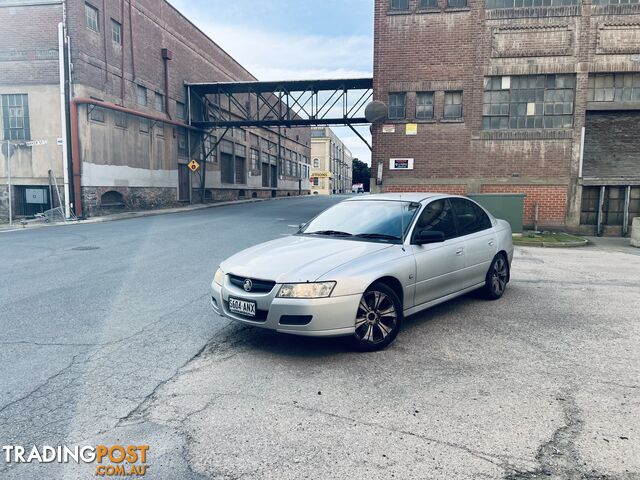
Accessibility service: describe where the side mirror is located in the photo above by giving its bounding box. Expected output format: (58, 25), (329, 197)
(414, 229), (445, 245)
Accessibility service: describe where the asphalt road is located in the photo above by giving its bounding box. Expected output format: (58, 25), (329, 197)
(0, 195), (638, 480)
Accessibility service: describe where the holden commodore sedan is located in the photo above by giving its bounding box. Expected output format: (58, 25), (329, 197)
(211, 193), (513, 351)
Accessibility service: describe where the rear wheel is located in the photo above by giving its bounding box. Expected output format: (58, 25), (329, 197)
(351, 282), (402, 352)
(483, 254), (509, 300)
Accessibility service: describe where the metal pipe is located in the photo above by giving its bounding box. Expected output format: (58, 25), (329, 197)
(120, 0), (125, 101)
(623, 185), (631, 237)
(5, 140), (12, 226)
(128, 0), (136, 80)
(58, 21), (71, 219)
(101, 0), (108, 83)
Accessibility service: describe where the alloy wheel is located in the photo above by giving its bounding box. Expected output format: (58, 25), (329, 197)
(491, 256), (508, 296)
(354, 290), (398, 345)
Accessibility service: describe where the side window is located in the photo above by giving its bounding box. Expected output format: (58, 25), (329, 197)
(450, 198), (490, 235)
(473, 203), (492, 230)
(413, 199), (457, 240)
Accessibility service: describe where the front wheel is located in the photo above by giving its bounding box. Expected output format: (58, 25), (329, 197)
(350, 282), (402, 352)
(483, 254), (509, 300)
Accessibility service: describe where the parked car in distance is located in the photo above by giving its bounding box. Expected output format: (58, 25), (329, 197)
(211, 193), (513, 351)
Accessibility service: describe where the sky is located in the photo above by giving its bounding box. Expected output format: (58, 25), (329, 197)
(168, 0), (374, 165)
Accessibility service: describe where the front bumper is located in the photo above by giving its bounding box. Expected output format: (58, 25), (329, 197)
(210, 279), (360, 337)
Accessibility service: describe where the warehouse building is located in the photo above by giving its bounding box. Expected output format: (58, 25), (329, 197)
(0, 0), (310, 221)
(372, 0), (640, 236)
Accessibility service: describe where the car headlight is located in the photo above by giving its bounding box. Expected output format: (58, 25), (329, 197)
(214, 267), (225, 286)
(277, 281), (336, 299)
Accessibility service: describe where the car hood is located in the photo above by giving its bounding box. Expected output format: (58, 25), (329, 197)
(220, 235), (394, 283)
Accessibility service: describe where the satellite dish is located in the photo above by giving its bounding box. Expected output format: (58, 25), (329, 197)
(365, 101), (388, 124)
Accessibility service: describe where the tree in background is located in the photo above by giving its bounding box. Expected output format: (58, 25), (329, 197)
(352, 158), (371, 192)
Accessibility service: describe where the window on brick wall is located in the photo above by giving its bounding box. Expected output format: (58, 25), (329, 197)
(89, 97), (105, 122)
(447, 0), (467, 7)
(388, 93), (406, 119)
(416, 92), (435, 119)
(176, 101), (185, 120)
(486, 0), (578, 7)
(444, 91), (463, 119)
(85, 3), (99, 32)
(1, 94), (31, 141)
(111, 19), (121, 45)
(250, 148), (260, 170)
(482, 74), (575, 129)
(139, 118), (149, 134)
(114, 110), (127, 129)
(588, 73), (640, 103)
(154, 92), (164, 112)
(136, 85), (147, 106)
(390, 0), (409, 9)
(420, 0), (439, 7)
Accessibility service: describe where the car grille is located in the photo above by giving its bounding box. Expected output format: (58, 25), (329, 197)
(228, 274), (276, 294)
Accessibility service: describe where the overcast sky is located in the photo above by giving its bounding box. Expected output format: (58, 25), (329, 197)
(168, 0), (374, 165)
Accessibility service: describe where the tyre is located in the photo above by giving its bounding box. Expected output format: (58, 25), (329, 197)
(483, 253), (509, 300)
(351, 282), (402, 352)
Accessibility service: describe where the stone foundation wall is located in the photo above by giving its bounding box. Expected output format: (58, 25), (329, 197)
(82, 186), (181, 217)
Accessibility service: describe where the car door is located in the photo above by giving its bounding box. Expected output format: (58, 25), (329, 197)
(449, 198), (497, 288)
(410, 198), (466, 307)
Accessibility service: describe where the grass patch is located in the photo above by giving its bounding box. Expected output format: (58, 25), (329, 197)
(513, 232), (587, 245)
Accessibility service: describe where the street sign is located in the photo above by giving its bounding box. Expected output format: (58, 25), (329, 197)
(1, 141), (15, 158)
(26, 139), (48, 147)
(188, 159), (200, 172)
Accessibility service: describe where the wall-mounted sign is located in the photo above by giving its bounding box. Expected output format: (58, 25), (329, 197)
(382, 124), (396, 134)
(389, 158), (414, 170)
(311, 171), (331, 178)
(25, 139), (47, 147)
(25, 188), (48, 204)
(405, 124), (417, 136)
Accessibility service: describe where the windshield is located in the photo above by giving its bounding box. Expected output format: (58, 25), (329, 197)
(299, 200), (420, 242)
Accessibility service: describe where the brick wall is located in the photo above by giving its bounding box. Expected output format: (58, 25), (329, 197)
(385, 184), (467, 195)
(480, 184), (568, 226)
(372, 0), (640, 229)
(0, 2), (62, 85)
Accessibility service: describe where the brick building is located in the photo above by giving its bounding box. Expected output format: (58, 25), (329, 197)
(0, 0), (310, 221)
(372, 0), (640, 235)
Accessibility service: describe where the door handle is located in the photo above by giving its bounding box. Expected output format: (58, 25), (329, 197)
(488, 240), (495, 246)
(455, 248), (464, 256)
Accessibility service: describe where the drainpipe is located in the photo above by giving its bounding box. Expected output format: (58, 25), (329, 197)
(58, 20), (71, 219)
(69, 97), (201, 218)
(120, 0), (125, 101)
(161, 48), (172, 119)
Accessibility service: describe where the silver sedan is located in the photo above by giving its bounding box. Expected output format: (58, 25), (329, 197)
(211, 193), (513, 351)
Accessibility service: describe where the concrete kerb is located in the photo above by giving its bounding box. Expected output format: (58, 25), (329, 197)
(515, 238), (589, 248)
(0, 195), (311, 233)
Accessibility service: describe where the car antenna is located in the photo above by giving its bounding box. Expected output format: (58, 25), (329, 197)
(400, 193), (406, 252)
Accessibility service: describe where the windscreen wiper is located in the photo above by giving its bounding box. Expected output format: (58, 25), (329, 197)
(354, 233), (401, 241)
(306, 230), (353, 237)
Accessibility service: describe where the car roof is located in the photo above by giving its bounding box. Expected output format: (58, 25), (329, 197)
(344, 192), (445, 203)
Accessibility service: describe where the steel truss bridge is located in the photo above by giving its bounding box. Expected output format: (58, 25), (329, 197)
(185, 78), (374, 152)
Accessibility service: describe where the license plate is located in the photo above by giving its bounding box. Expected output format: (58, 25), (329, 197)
(228, 297), (256, 317)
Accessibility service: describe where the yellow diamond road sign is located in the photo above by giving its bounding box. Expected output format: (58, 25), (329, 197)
(188, 160), (200, 172)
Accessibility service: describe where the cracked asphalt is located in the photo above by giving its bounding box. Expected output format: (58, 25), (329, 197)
(1, 195), (639, 479)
